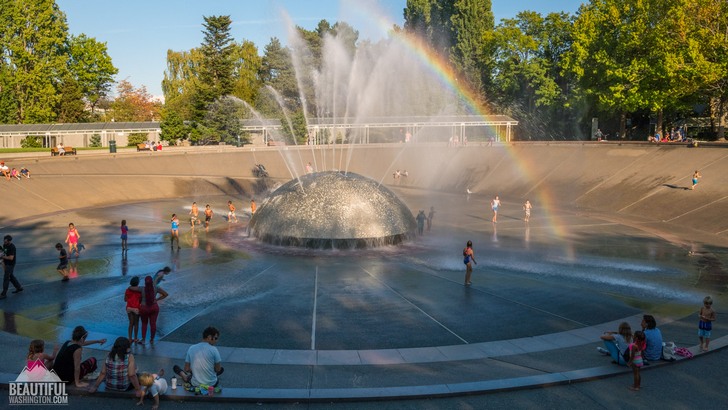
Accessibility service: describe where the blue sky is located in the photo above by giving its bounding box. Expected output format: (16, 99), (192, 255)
(56, 0), (585, 99)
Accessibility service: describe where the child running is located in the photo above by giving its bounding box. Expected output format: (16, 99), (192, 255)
(227, 201), (238, 223)
(627, 330), (646, 391)
(137, 369), (168, 410)
(699, 295), (716, 351)
(27, 339), (59, 369)
(125, 276), (142, 344)
(170, 214), (180, 250)
(55, 243), (70, 282)
(66, 223), (81, 256)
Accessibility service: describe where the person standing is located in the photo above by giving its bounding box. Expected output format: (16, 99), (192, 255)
(427, 206), (435, 232)
(491, 196), (501, 223)
(66, 223), (81, 257)
(698, 295), (716, 351)
(523, 200), (532, 222)
(170, 214), (180, 250)
(250, 199), (256, 215)
(190, 202), (200, 231)
(55, 243), (70, 282)
(1, 235), (23, 298)
(120, 220), (129, 251)
(415, 210), (426, 235)
(204, 205), (213, 232)
(691, 170), (701, 190)
(463, 240), (477, 286)
(139, 275), (168, 345)
(627, 331), (646, 391)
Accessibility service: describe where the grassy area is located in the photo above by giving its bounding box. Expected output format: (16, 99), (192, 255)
(0, 147), (110, 154)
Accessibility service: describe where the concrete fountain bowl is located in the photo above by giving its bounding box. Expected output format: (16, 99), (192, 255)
(249, 171), (417, 249)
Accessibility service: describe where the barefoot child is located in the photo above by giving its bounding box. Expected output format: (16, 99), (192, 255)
(66, 223), (81, 256)
(699, 295), (716, 351)
(170, 214), (180, 249)
(137, 369), (167, 410)
(27, 339), (59, 369)
(55, 243), (70, 281)
(125, 277), (142, 343)
(627, 330), (646, 391)
(120, 220), (128, 250)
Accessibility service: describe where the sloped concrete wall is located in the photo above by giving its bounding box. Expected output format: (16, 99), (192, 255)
(1, 143), (727, 240)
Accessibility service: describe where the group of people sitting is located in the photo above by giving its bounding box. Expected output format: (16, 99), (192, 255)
(648, 127), (687, 143)
(27, 325), (224, 408)
(144, 141), (163, 151)
(1, 161), (30, 180)
(597, 315), (664, 366)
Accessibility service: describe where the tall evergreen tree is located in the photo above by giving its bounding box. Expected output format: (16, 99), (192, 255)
(194, 14), (235, 120)
(450, 0), (494, 96)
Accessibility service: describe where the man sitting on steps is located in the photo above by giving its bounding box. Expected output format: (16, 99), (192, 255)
(173, 326), (224, 393)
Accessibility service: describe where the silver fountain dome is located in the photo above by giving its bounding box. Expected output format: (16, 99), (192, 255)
(249, 171), (416, 249)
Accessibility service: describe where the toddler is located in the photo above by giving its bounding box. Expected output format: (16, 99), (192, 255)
(627, 330), (646, 391)
(137, 369), (167, 410)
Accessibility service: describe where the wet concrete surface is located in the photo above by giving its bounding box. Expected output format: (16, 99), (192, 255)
(1, 187), (723, 352)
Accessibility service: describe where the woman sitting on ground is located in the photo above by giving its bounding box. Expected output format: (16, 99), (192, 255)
(598, 321), (632, 365)
(88, 337), (142, 394)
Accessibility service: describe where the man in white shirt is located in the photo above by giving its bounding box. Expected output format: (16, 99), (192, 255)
(173, 327), (223, 388)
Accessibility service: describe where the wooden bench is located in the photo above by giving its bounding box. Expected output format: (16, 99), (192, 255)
(137, 143), (152, 151)
(50, 146), (77, 156)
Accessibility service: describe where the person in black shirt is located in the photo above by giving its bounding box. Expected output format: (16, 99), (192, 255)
(1, 235), (23, 298)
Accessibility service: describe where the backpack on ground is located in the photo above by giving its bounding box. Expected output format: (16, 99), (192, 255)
(662, 341), (677, 361)
(674, 347), (693, 359)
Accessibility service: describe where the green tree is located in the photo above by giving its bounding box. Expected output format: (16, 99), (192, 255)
(67, 34), (118, 114)
(162, 48), (202, 121)
(0, 0), (70, 123)
(257, 38), (298, 116)
(490, 11), (574, 139)
(449, 0), (494, 96)
(231, 40), (262, 104)
(193, 15), (235, 121)
(200, 97), (245, 145)
(564, 0), (719, 137)
(56, 73), (87, 123)
(404, 0), (456, 57)
(159, 109), (188, 144)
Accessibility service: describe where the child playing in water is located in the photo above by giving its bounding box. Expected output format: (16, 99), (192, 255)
(627, 330), (646, 391)
(699, 295), (716, 351)
(154, 266), (172, 286)
(27, 339), (59, 369)
(137, 369), (167, 410)
(170, 214), (180, 249)
(120, 220), (128, 250)
(125, 276), (142, 344)
(66, 223), (81, 256)
(55, 243), (70, 282)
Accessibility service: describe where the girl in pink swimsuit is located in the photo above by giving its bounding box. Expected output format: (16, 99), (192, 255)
(66, 223), (81, 256)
